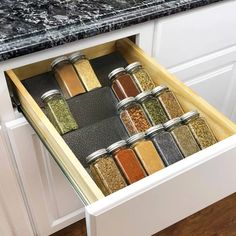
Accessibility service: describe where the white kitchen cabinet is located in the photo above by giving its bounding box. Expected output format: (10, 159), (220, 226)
(153, 0), (236, 122)
(6, 118), (85, 236)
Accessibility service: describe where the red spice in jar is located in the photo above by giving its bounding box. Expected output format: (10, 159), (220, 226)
(107, 140), (147, 184)
(108, 68), (140, 100)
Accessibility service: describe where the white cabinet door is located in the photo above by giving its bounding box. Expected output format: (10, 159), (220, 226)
(6, 118), (85, 236)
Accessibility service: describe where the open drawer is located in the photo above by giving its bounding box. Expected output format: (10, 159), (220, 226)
(6, 38), (236, 236)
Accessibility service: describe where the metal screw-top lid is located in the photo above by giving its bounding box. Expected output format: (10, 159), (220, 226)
(41, 89), (61, 102)
(125, 62), (142, 73)
(181, 110), (199, 124)
(86, 149), (108, 164)
(117, 97), (136, 111)
(145, 124), (165, 138)
(152, 85), (169, 96)
(68, 51), (86, 63)
(127, 132), (145, 145)
(107, 140), (127, 153)
(51, 56), (68, 69)
(164, 117), (182, 131)
(135, 90), (152, 102)
(108, 67), (126, 81)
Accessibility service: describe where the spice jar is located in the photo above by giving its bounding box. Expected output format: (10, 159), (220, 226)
(117, 97), (151, 136)
(136, 91), (168, 125)
(152, 85), (184, 119)
(127, 132), (164, 175)
(51, 56), (86, 98)
(41, 90), (78, 134)
(125, 62), (156, 91)
(146, 125), (184, 166)
(86, 149), (127, 196)
(69, 51), (101, 91)
(164, 118), (200, 157)
(108, 67), (140, 100)
(181, 111), (217, 149)
(107, 140), (146, 184)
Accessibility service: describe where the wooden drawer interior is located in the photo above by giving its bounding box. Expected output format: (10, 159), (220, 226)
(5, 38), (236, 205)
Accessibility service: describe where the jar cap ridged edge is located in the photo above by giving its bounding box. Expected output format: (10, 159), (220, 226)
(107, 140), (127, 153)
(51, 56), (68, 69)
(181, 110), (199, 123)
(164, 117), (182, 130)
(41, 89), (61, 101)
(152, 85), (168, 96)
(68, 51), (86, 63)
(86, 149), (108, 164)
(135, 90), (152, 102)
(127, 132), (145, 145)
(125, 62), (141, 73)
(108, 67), (126, 80)
(145, 124), (164, 137)
(117, 97), (136, 110)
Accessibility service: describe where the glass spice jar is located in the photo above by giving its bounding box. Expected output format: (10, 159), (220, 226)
(117, 97), (151, 136)
(164, 118), (200, 157)
(127, 132), (165, 175)
(152, 85), (184, 119)
(69, 51), (101, 91)
(181, 111), (217, 149)
(108, 67), (140, 100)
(51, 56), (86, 98)
(41, 90), (78, 135)
(146, 125), (184, 166)
(107, 140), (146, 184)
(86, 149), (127, 196)
(136, 91), (168, 125)
(125, 62), (156, 91)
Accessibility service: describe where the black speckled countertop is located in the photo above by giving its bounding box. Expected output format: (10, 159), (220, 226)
(0, 0), (223, 61)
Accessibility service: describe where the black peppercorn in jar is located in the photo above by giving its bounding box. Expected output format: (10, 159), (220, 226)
(146, 125), (184, 166)
(117, 97), (151, 136)
(86, 149), (127, 196)
(164, 118), (200, 157)
(136, 91), (168, 125)
(181, 111), (217, 149)
(108, 67), (140, 100)
(152, 85), (184, 119)
(41, 90), (78, 135)
(125, 62), (156, 91)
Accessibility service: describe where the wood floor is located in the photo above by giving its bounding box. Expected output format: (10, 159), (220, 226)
(52, 193), (236, 236)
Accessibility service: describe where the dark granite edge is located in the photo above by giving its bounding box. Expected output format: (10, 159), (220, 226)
(0, 0), (223, 62)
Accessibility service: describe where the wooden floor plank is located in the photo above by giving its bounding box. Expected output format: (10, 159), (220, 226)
(52, 193), (236, 236)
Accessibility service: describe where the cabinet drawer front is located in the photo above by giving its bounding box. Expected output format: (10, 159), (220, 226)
(153, 1), (236, 68)
(6, 38), (236, 235)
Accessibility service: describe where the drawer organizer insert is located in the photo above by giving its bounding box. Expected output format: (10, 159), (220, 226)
(6, 38), (236, 205)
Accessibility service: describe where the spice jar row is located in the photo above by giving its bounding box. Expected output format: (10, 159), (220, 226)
(108, 62), (156, 100)
(86, 110), (217, 196)
(51, 52), (101, 98)
(117, 85), (185, 136)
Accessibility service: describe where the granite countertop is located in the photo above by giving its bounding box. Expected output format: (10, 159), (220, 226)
(0, 0), (223, 61)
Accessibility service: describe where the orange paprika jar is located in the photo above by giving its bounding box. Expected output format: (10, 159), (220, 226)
(107, 140), (146, 184)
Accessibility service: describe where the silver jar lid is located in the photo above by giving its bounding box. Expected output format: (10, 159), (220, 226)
(145, 124), (165, 137)
(164, 117), (182, 131)
(108, 67), (126, 81)
(68, 51), (86, 63)
(125, 62), (141, 73)
(181, 110), (199, 124)
(126, 132), (145, 145)
(135, 90), (152, 102)
(152, 85), (169, 96)
(41, 89), (61, 102)
(107, 140), (127, 153)
(117, 97), (136, 111)
(86, 149), (108, 164)
(51, 56), (68, 69)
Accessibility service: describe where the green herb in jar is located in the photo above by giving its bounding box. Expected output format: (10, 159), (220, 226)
(41, 90), (78, 135)
(136, 91), (168, 125)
